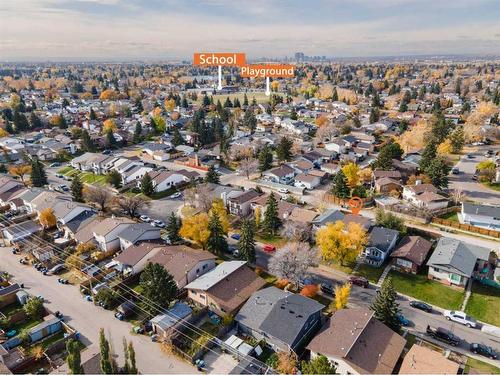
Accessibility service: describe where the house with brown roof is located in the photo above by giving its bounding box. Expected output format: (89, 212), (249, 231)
(399, 345), (460, 375)
(184, 261), (266, 316)
(402, 183), (438, 203)
(375, 177), (402, 194)
(227, 189), (261, 216)
(307, 308), (405, 375)
(391, 236), (432, 274)
(263, 164), (295, 185)
(251, 194), (298, 220)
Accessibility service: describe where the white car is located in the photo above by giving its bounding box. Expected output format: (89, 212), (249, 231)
(443, 310), (477, 328)
(140, 215), (151, 223)
(151, 220), (165, 228)
(278, 188), (289, 194)
(170, 192), (182, 199)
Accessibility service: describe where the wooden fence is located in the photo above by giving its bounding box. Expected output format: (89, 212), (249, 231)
(432, 217), (500, 239)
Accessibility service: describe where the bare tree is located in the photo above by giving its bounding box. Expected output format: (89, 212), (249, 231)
(315, 123), (338, 144)
(268, 242), (318, 288)
(449, 189), (467, 205)
(280, 221), (312, 242)
(184, 183), (213, 213)
(84, 185), (113, 212)
(115, 195), (149, 218)
(239, 157), (258, 179)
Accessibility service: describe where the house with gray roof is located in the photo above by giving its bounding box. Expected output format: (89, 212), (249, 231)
(427, 237), (491, 287)
(311, 209), (345, 230)
(459, 202), (500, 231)
(362, 227), (399, 267)
(235, 286), (324, 353)
(117, 223), (161, 251)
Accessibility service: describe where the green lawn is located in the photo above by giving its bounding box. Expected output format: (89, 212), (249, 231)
(57, 166), (74, 175)
(465, 283), (500, 326)
(255, 234), (287, 248)
(389, 270), (465, 310)
(80, 172), (107, 185)
(483, 182), (500, 192)
(440, 211), (459, 222)
(204, 92), (285, 105)
(465, 357), (500, 374)
(321, 260), (356, 275)
(354, 263), (385, 283)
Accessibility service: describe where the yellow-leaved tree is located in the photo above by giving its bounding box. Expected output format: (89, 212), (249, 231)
(9, 164), (32, 186)
(99, 89), (119, 101)
(316, 221), (367, 266)
(333, 283), (351, 310)
(39, 208), (57, 229)
(342, 162), (360, 188)
(437, 139), (452, 155)
(103, 119), (117, 134)
(179, 213), (210, 249)
(0, 128), (9, 138)
(209, 199), (230, 233)
(164, 99), (176, 112)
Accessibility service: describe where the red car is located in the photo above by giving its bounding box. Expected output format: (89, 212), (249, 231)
(348, 276), (369, 288)
(263, 244), (276, 252)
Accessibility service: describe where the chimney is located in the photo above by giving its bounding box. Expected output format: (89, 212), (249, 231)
(415, 179), (422, 185)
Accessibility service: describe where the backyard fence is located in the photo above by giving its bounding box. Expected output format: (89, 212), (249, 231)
(432, 217), (500, 239)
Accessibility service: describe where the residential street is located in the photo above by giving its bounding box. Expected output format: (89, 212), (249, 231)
(449, 146), (500, 205)
(0, 248), (194, 374)
(233, 240), (500, 366)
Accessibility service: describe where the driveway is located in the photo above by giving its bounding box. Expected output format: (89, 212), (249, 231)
(448, 146), (500, 205)
(0, 248), (194, 374)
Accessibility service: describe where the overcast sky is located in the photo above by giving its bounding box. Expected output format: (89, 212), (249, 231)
(1, 0), (500, 61)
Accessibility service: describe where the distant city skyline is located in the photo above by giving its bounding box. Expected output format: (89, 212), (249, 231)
(1, 0), (500, 61)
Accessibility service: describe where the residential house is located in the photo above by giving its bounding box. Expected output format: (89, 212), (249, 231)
(250, 194), (298, 221)
(141, 170), (195, 193)
(459, 202), (500, 231)
(307, 308), (405, 375)
(374, 177), (402, 194)
(185, 261), (266, 316)
(325, 138), (349, 154)
(301, 151), (323, 167)
(399, 345), (460, 375)
(92, 217), (135, 253)
(227, 189), (261, 216)
(117, 223), (161, 251)
(235, 286), (324, 353)
(150, 302), (193, 339)
(390, 236), (432, 274)
(263, 164), (295, 185)
(402, 183), (437, 203)
(363, 227), (399, 267)
(32, 246), (55, 263)
(427, 238), (491, 287)
(294, 173), (321, 190)
(311, 209), (345, 230)
(2, 220), (42, 245)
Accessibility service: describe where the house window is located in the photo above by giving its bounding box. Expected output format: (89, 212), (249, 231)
(450, 273), (461, 283)
(202, 264), (207, 270)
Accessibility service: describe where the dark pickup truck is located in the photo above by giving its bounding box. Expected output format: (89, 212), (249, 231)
(426, 325), (461, 346)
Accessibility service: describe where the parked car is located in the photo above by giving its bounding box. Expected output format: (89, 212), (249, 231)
(466, 154), (475, 159)
(397, 314), (410, 326)
(170, 192), (182, 199)
(278, 188), (289, 194)
(472, 174), (478, 181)
(470, 343), (497, 359)
(426, 325), (461, 346)
(54, 311), (63, 320)
(151, 220), (165, 228)
(48, 264), (65, 275)
(49, 162), (61, 168)
(57, 278), (69, 284)
(140, 215), (151, 223)
(348, 276), (369, 288)
(55, 173), (64, 178)
(451, 167), (459, 175)
(409, 300), (432, 313)
(320, 283), (335, 296)
(102, 149), (112, 155)
(444, 310), (477, 328)
(263, 244), (276, 252)
(230, 233), (241, 240)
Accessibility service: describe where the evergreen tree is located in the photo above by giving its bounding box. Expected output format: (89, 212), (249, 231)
(243, 109), (257, 133)
(376, 142), (403, 170)
(205, 165), (220, 184)
(140, 173), (154, 196)
(331, 170), (349, 199)
(58, 115), (68, 129)
(105, 131), (116, 148)
(301, 354), (336, 374)
(371, 277), (401, 332)
(66, 339), (84, 374)
(238, 218), (256, 263)
(106, 170), (122, 188)
(263, 193), (281, 235)
(172, 127), (184, 146)
(207, 212), (228, 255)
(276, 136), (293, 163)
(122, 338), (130, 374)
(139, 263), (178, 314)
(181, 96), (189, 108)
(166, 212), (182, 244)
(223, 97), (233, 108)
(431, 114), (449, 143)
(243, 93), (249, 106)
(29, 112), (42, 129)
(13, 110), (29, 132)
(5, 119), (14, 134)
(71, 173), (84, 202)
(202, 94), (210, 107)
(99, 328), (113, 374)
(332, 87), (339, 101)
(258, 144), (273, 172)
(419, 141), (437, 172)
(449, 126), (465, 153)
(426, 156), (451, 188)
(369, 107), (379, 123)
(81, 130), (94, 152)
(290, 108), (298, 120)
(133, 121), (142, 143)
(128, 342), (138, 374)
(30, 157), (48, 187)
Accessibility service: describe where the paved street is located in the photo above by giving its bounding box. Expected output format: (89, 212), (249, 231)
(0, 248), (194, 374)
(449, 146), (500, 205)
